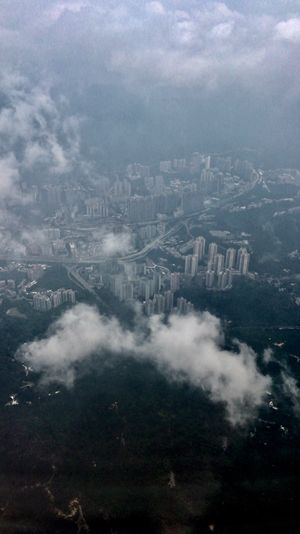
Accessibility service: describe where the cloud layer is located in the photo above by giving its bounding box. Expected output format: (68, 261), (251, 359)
(0, 0), (299, 93)
(0, 1), (299, 165)
(18, 304), (271, 425)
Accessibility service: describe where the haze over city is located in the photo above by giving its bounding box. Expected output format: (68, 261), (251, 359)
(0, 1), (300, 533)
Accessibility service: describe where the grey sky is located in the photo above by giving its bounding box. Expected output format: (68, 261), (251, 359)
(0, 1), (298, 87)
(0, 1), (300, 165)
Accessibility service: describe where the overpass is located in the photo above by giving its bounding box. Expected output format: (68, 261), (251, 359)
(0, 185), (254, 268)
(0, 221), (184, 266)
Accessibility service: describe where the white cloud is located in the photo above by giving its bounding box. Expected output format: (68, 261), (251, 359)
(0, 0), (294, 93)
(0, 71), (84, 220)
(263, 348), (273, 364)
(18, 304), (135, 387)
(101, 231), (134, 256)
(282, 371), (300, 414)
(0, 74), (81, 176)
(210, 21), (234, 40)
(91, 228), (134, 256)
(47, 1), (90, 22)
(0, 228), (26, 256)
(18, 304), (271, 425)
(0, 0), (297, 112)
(146, 2), (166, 16)
(0, 2), (298, 185)
(275, 18), (300, 42)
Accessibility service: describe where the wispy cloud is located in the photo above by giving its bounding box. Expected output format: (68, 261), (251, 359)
(275, 17), (300, 42)
(91, 228), (134, 256)
(0, 72), (81, 178)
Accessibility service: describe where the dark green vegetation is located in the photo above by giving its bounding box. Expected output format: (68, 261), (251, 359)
(34, 265), (79, 292)
(181, 278), (300, 330)
(212, 196), (300, 276)
(0, 269), (300, 532)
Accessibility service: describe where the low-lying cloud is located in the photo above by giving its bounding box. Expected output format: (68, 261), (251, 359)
(0, 71), (84, 242)
(101, 231), (134, 256)
(92, 228), (134, 256)
(18, 303), (271, 425)
(0, 72), (81, 180)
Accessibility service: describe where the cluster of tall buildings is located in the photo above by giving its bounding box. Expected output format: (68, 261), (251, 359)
(126, 163), (150, 179)
(190, 153), (211, 174)
(33, 288), (76, 312)
(184, 254), (200, 277)
(159, 160), (186, 173)
(32, 151), (261, 229)
(137, 222), (166, 242)
(183, 236), (251, 290)
(198, 169), (224, 195)
(112, 178), (132, 198)
(38, 184), (87, 211)
(126, 188), (203, 223)
(143, 292), (193, 316)
(104, 267), (162, 302)
(86, 233), (251, 313)
(85, 198), (109, 218)
(97, 259), (192, 317)
(23, 228), (61, 258)
(157, 153), (258, 182)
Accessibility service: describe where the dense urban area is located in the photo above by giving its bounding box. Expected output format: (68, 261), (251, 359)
(2, 1), (300, 533)
(1, 148), (300, 533)
(2, 150), (299, 316)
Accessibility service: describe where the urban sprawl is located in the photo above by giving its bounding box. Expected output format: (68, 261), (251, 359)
(1, 151), (299, 314)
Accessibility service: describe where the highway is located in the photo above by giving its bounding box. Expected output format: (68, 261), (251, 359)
(66, 265), (109, 309)
(0, 220), (185, 266)
(119, 220), (184, 262)
(0, 180), (260, 268)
